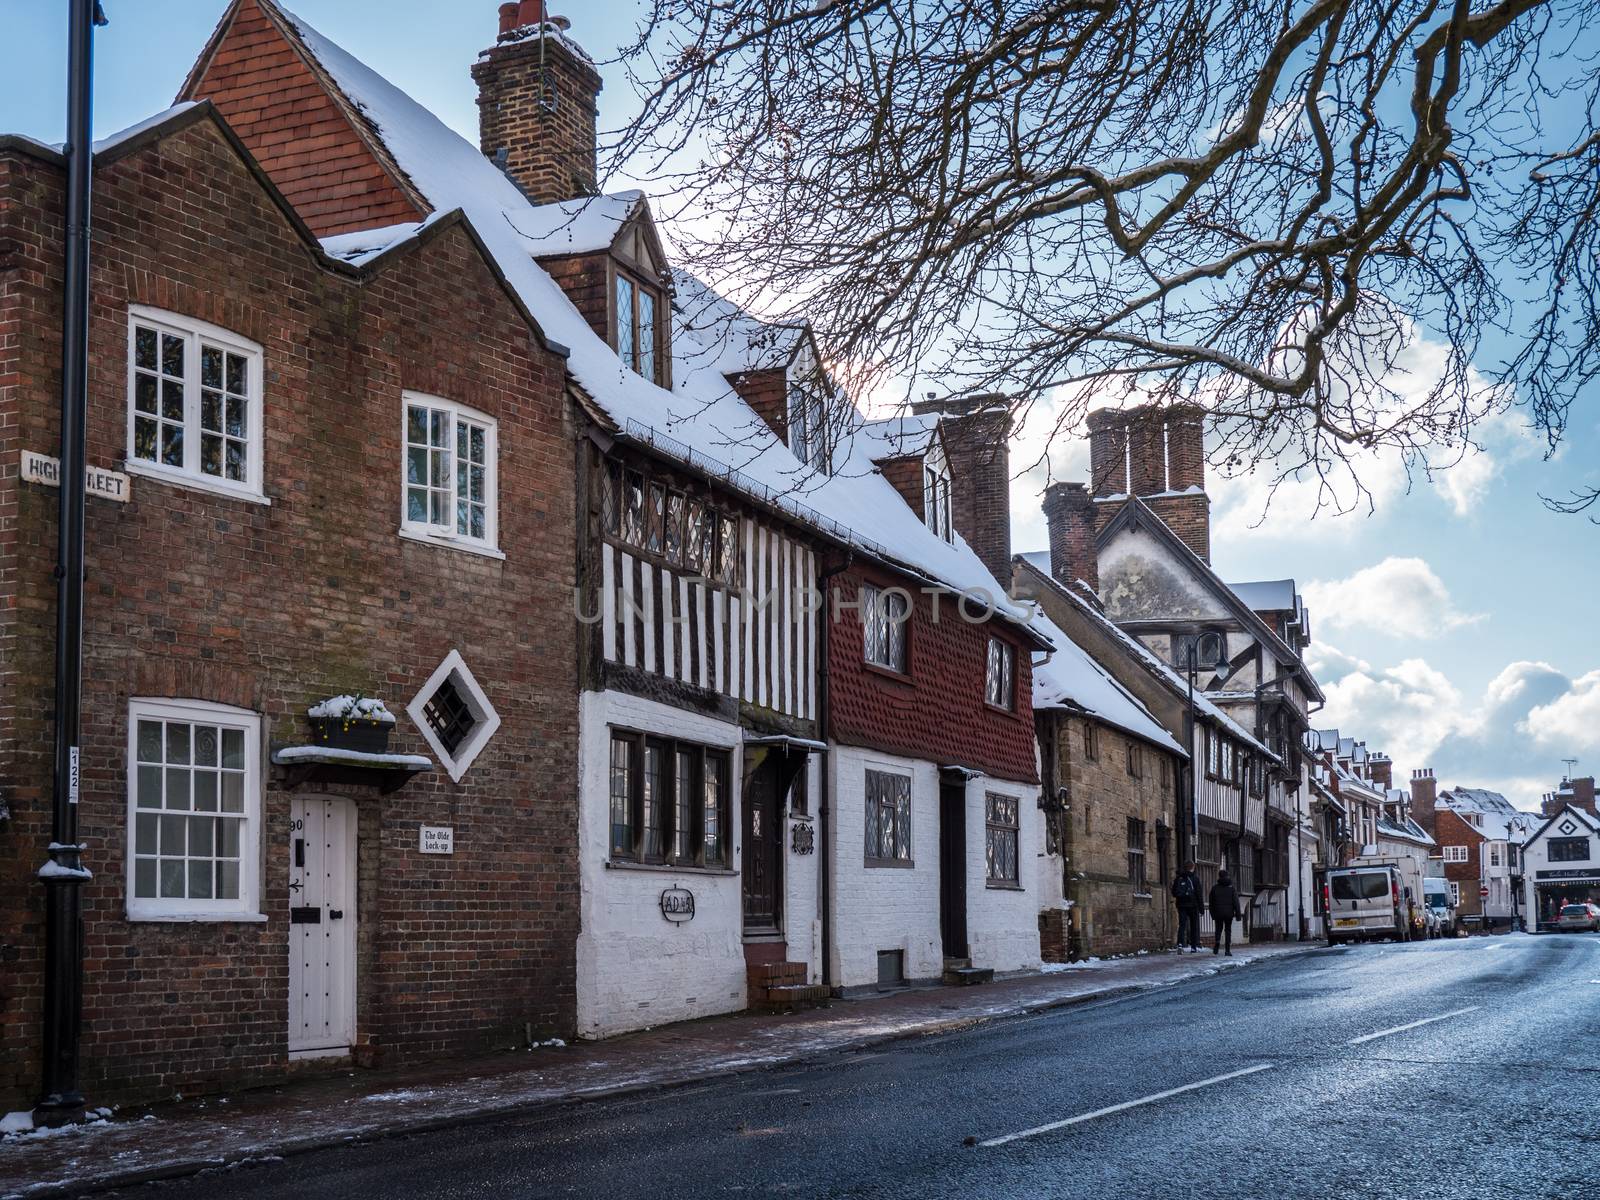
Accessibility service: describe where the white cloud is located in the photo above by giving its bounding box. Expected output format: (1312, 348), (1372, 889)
(1303, 557), (1483, 640)
(1312, 651), (1588, 809)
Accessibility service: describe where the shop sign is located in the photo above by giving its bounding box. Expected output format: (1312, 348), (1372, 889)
(660, 886), (695, 923)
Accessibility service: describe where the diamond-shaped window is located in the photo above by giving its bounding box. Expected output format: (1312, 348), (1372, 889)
(1559, 820), (1578, 836)
(408, 651), (500, 782)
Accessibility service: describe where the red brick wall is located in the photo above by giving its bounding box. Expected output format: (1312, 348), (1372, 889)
(938, 407), (1012, 586)
(1042, 481), (1098, 595)
(539, 251), (610, 345)
(0, 116), (578, 1108)
(1434, 810), (1485, 919)
(878, 456), (924, 520)
(826, 562), (1037, 783)
(729, 368), (788, 442)
(180, 0), (423, 238)
(1086, 404), (1210, 561)
(471, 21), (603, 205)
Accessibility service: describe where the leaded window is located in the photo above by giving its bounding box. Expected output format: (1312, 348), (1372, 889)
(1550, 836), (1590, 863)
(128, 699), (260, 919)
(615, 272), (664, 384)
(986, 793), (1019, 884)
(865, 769), (913, 863)
(608, 729), (730, 868)
(923, 464), (952, 542)
(403, 394), (497, 550)
(421, 677), (477, 756)
(862, 585), (909, 672)
(985, 636), (1015, 710)
(128, 309), (262, 497)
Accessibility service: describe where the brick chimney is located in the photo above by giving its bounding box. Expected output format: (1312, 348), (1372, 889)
(1368, 754), (1392, 791)
(1086, 403), (1210, 562)
(912, 394), (1012, 585)
(1410, 768), (1437, 834)
(1042, 482), (1099, 598)
(1571, 776), (1597, 818)
(473, 2), (603, 204)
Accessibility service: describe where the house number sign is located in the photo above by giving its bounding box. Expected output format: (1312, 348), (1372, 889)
(660, 886), (695, 923)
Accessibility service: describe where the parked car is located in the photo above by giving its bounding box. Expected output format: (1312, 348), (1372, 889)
(1422, 905), (1442, 939)
(1325, 864), (1409, 944)
(1554, 902), (1600, 933)
(1422, 878), (1456, 937)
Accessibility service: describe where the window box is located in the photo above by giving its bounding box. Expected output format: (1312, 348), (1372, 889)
(307, 695), (395, 755)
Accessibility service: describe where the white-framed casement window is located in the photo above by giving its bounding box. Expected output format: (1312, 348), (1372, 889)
(126, 307), (265, 501)
(1448, 881), (1461, 906)
(1442, 844), (1469, 863)
(861, 584), (910, 673)
(401, 393), (499, 555)
(922, 445), (952, 542)
(126, 698), (262, 921)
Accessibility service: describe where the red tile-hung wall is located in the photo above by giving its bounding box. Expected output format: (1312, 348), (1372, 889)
(180, 0), (424, 237)
(827, 561), (1037, 783)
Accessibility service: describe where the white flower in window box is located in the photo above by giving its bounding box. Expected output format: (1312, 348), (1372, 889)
(307, 694), (397, 754)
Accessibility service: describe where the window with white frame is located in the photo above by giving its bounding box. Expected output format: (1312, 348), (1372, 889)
(1448, 881), (1460, 906)
(1442, 844), (1469, 863)
(861, 584), (909, 672)
(984, 636), (1015, 710)
(402, 394), (498, 551)
(407, 650), (501, 782)
(1489, 845), (1501, 867)
(127, 698), (261, 919)
(127, 309), (263, 497)
(922, 445), (952, 542)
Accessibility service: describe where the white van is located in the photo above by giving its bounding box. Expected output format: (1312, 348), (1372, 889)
(1325, 864), (1408, 944)
(1422, 876), (1456, 937)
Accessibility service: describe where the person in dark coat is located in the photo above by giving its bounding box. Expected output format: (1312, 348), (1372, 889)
(1171, 861), (1203, 952)
(1210, 868), (1240, 956)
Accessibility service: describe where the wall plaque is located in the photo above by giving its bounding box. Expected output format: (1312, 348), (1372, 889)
(419, 825), (454, 855)
(660, 886), (695, 923)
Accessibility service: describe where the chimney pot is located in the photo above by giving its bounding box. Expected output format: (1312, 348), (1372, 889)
(498, 3), (519, 38)
(517, 0), (546, 28)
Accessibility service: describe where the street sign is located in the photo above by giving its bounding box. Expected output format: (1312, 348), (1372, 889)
(1479, 885), (1489, 899)
(21, 449), (129, 502)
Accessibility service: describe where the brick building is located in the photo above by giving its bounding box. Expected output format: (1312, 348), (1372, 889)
(0, 91), (580, 1107)
(1409, 771), (1537, 930)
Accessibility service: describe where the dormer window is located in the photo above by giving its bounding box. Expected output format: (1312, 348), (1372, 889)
(788, 382), (830, 474)
(615, 271), (662, 384)
(924, 460), (952, 542)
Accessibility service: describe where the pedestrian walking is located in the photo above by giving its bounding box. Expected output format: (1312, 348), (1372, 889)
(1171, 860), (1204, 952)
(1210, 868), (1240, 956)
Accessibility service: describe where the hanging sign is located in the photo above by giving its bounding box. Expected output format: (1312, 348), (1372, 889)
(21, 450), (130, 503)
(419, 825), (454, 855)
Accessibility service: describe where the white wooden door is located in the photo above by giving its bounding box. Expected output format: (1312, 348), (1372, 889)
(288, 797), (357, 1056)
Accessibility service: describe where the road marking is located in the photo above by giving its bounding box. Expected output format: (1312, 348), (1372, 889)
(1347, 1006), (1480, 1046)
(979, 1063), (1275, 1147)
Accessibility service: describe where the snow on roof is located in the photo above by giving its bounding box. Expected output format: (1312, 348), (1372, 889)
(320, 220), (426, 266)
(1228, 579), (1297, 611)
(852, 413), (942, 464)
(1018, 560), (1273, 759)
(93, 102), (202, 155)
(1440, 788), (1542, 841)
(670, 269), (806, 377)
(1376, 815), (1435, 846)
(277, 4), (1030, 620)
(1031, 612), (1185, 757)
(519, 191), (643, 257)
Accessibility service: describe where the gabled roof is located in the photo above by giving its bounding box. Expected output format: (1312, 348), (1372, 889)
(670, 268), (809, 377)
(1097, 497), (1325, 702)
(854, 413), (944, 465)
(1014, 557), (1275, 760)
(1522, 804), (1600, 849)
(1030, 611), (1186, 758)
(519, 191), (651, 258)
(243, 1), (1032, 622)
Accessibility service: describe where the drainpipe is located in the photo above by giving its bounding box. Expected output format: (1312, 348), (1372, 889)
(815, 551), (852, 992)
(38, 0), (106, 1122)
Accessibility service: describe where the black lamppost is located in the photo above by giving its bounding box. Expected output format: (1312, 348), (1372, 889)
(37, 0), (107, 1123)
(1181, 631), (1230, 864)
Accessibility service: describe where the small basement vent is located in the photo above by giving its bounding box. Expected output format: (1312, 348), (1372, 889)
(876, 949), (905, 988)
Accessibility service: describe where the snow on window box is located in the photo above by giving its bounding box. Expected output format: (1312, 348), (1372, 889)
(308, 694), (396, 754)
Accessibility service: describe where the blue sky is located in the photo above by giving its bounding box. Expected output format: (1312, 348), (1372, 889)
(4, 0), (1597, 809)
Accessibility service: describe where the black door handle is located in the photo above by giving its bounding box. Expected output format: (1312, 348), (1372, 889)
(329, 909), (344, 920)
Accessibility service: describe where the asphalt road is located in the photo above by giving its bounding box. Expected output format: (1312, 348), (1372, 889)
(110, 934), (1600, 1200)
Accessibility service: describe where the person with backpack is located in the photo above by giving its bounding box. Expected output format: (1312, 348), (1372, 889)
(1210, 867), (1241, 956)
(1171, 861), (1203, 952)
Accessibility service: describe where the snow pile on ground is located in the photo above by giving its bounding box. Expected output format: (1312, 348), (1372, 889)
(1039, 959), (1105, 973)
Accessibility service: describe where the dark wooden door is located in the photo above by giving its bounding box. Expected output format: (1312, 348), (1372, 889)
(939, 779), (968, 960)
(743, 758), (782, 934)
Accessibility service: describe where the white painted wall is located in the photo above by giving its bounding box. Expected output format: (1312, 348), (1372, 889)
(963, 775), (1043, 973)
(827, 746), (943, 988)
(576, 690), (747, 1039)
